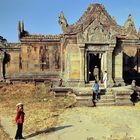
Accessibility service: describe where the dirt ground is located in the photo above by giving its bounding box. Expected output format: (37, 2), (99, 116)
(45, 105), (140, 140)
(1, 84), (140, 140)
(1, 105), (140, 140)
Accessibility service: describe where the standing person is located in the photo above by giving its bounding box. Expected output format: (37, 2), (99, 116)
(103, 71), (107, 91)
(93, 66), (99, 81)
(15, 103), (25, 139)
(92, 80), (99, 107)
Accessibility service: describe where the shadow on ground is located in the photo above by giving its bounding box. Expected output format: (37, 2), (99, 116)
(24, 125), (73, 139)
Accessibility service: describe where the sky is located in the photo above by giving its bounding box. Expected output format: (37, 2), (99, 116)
(0, 0), (140, 42)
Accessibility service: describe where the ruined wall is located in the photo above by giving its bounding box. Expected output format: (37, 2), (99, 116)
(20, 43), (61, 73)
(6, 42), (61, 77)
(6, 50), (20, 76)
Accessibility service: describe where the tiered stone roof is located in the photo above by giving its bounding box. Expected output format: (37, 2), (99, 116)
(66, 4), (118, 34)
(20, 3), (139, 41)
(123, 14), (139, 39)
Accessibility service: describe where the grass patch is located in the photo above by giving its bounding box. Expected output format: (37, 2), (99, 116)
(0, 83), (75, 135)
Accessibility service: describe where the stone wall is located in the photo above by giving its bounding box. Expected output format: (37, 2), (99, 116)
(64, 44), (80, 86)
(6, 51), (20, 76)
(6, 43), (62, 78)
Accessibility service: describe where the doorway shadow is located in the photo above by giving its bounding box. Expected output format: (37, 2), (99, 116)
(24, 125), (73, 139)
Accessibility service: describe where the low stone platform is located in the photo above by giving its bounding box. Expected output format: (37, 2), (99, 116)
(50, 87), (73, 97)
(52, 86), (135, 106)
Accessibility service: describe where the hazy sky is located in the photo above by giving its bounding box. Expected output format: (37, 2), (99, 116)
(0, 0), (140, 42)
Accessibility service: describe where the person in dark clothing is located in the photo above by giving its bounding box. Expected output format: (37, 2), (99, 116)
(130, 90), (139, 106)
(15, 103), (25, 139)
(92, 80), (99, 107)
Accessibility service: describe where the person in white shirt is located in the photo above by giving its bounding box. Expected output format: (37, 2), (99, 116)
(103, 71), (107, 91)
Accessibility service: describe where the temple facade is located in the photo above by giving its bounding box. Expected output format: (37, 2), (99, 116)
(1, 3), (140, 86)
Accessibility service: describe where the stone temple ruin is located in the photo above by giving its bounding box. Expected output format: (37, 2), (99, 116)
(1, 3), (140, 88)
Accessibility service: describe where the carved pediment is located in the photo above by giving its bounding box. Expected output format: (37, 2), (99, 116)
(60, 3), (135, 42)
(77, 18), (117, 44)
(65, 4), (120, 34)
(66, 3), (124, 44)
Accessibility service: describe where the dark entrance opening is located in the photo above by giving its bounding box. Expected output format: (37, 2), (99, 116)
(87, 52), (101, 82)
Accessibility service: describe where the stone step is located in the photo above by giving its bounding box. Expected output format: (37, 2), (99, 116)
(114, 91), (132, 95)
(99, 95), (115, 99)
(53, 87), (134, 106)
(115, 101), (133, 106)
(96, 102), (116, 106)
(76, 95), (116, 107)
(76, 96), (92, 100)
(76, 95), (115, 100)
(115, 96), (131, 100)
(77, 100), (116, 107)
(97, 99), (115, 103)
(76, 96), (115, 102)
(76, 93), (92, 96)
(115, 93), (132, 96)
(55, 93), (69, 97)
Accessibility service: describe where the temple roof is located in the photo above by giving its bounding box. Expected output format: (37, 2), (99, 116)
(59, 3), (139, 40)
(123, 14), (138, 39)
(66, 4), (118, 34)
(58, 3), (125, 35)
(19, 3), (139, 41)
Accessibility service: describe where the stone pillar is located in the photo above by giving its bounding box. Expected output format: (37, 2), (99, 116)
(114, 51), (125, 86)
(79, 44), (85, 87)
(0, 51), (4, 80)
(107, 47), (114, 87)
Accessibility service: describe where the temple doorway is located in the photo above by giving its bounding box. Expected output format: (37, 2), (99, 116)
(87, 52), (101, 82)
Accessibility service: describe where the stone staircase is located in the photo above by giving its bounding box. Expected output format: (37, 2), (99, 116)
(51, 86), (134, 107)
(76, 90), (116, 106)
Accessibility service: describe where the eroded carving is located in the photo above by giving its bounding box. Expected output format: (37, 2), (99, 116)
(54, 47), (60, 69)
(58, 12), (69, 33)
(39, 45), (49, 70)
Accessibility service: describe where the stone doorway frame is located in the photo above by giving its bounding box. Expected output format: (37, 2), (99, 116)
(85, 44), (109, 84)
(86, 51), (102, 83)
(79, 43), (115, 87)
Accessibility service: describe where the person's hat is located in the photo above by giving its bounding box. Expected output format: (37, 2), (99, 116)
(16, 103), (23, 107)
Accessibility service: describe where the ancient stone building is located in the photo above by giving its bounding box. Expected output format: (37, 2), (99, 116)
(1, 3), (140, 86)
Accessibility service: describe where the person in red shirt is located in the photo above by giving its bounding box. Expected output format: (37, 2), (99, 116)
(15, 103), (25, 139)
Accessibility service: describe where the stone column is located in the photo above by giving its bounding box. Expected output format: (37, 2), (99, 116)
(106, 47), (114, 87)
(79, 44), (85, 87)
(114, 51), (125, 86)
(0, 51), (4, 80)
